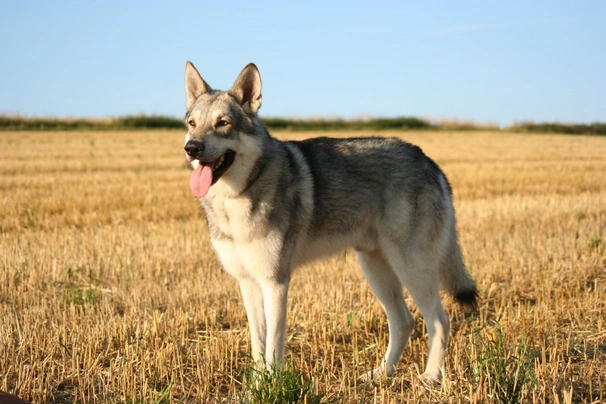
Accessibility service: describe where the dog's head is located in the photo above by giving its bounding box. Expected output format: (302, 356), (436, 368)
(184, 62), (265, 198)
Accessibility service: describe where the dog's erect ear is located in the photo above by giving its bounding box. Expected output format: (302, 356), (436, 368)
(229, 63), (262, 116)
(185, 61), (211, 110)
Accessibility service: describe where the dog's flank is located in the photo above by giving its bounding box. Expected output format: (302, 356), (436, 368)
(182, 61), (477, 383)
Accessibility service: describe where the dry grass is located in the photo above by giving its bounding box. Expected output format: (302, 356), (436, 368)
(0, 130), (604, 403)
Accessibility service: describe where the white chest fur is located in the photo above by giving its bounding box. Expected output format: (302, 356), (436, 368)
(205, 196), (283, 280)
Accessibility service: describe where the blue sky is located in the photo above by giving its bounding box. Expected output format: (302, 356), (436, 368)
(1, 1), (604, 127)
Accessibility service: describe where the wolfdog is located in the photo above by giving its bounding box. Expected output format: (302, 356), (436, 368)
(182, 61), (477, 383)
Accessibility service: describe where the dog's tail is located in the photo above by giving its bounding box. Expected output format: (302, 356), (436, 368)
(441, 247), (478, 309)
(436, 175), (478, 309)
(440, 230), (478, 310)
(440, 234), (478, 309)
(439, 184), (478, 308)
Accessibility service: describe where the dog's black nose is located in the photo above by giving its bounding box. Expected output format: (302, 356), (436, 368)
(184, 140), (204, 157)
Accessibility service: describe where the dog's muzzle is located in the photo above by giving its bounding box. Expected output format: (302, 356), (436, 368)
(184, 139), (204, 159)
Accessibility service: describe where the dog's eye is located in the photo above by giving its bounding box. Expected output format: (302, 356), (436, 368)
(216, 119), (229, 128)
(187, 119), (196, 128)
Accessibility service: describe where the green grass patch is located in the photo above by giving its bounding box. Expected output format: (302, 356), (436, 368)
(468, 320), (537, 404)
(240, 360), (322, 404)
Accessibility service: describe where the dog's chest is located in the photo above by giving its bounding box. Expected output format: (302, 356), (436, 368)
(205, 196), (265, 240)
(203, 196), (280, 278)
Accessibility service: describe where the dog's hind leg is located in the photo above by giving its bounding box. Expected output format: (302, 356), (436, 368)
(357, 250), (414, 381)
(239, 279), (267, 364)
(409, 281), (449, 384)
(380, 239), (450, 384)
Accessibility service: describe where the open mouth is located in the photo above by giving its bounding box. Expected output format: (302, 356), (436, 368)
(207, 150), (235, 184)
(189, 150), (235, 198)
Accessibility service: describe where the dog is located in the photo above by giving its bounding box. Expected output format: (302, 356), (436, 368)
(182, 61), (477, 383)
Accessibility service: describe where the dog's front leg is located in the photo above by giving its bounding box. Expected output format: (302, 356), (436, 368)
(239, 278), (267, 364)
(260, 278), (290, 365)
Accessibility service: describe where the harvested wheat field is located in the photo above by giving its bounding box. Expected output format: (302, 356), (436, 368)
(0, 129), (604, 403)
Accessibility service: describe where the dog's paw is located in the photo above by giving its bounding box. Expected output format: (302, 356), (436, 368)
(359, 367), (390, 383)
(419, 371), (442, 386)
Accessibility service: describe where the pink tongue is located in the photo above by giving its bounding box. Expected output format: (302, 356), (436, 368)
(189, 164), (213, 198)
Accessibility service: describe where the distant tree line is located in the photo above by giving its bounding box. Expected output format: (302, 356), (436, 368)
(0, 115), (604, 135)
(506, 121), (606, 136)
(0, 115), (185, 131)
(261, 117), (436, 131)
